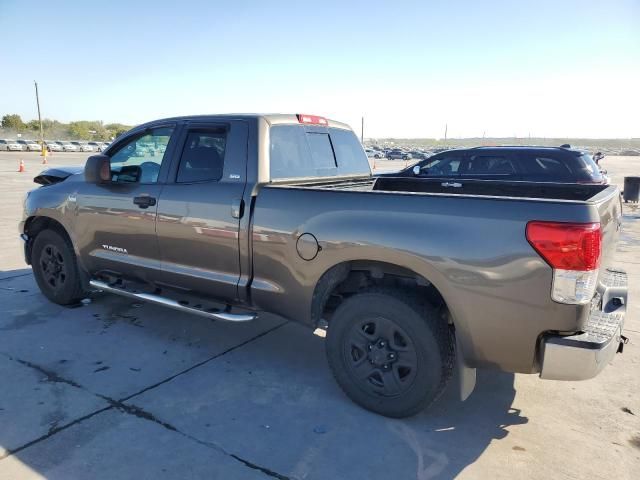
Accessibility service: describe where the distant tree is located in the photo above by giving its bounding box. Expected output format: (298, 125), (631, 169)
(1, 114), (24, 130)
(68, 121), (92, 140)
(26, 119), (41, 131)
(105, 122), (132, 139)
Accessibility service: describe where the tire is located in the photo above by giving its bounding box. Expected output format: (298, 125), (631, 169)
(32, 229), (85, 305)
(326, 289), (454, 418)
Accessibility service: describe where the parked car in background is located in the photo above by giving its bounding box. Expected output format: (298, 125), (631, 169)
(0, 139), (24, 151)
(100, 142), (111, 152)
(77, 142), (95, 152)
(409, 150), (429, 160)
(380, 146), (607, 184)
(70, 141), (93, 152)
(17, 139), (42, 151)
(387, 149), (412, 160)
(59, 141), (79, 152)
(87, 141), (103, 152)
(45, 141), (63, 152)
(365, 149), (384, 159)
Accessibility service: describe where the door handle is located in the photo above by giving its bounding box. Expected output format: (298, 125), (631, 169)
(133, 196), (156, 209)
(231, 199), (244, 219)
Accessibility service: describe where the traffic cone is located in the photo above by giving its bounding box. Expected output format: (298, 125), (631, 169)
(18, 160), (25, 173)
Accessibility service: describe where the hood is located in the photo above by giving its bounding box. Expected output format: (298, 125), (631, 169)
(33, 166), (84, 186)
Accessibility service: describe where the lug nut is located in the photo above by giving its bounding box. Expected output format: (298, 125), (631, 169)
(379, 341), (386, 348)
(388, 353), (395, 360)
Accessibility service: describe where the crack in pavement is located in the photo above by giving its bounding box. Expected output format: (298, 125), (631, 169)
(0, 272), (33, 282)
(0, 321), (293, 479)
(118, 320), (288, 404)
(0, 405), (114, 461)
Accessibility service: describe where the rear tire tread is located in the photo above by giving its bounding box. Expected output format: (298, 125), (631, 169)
(326, 287), (454, 417)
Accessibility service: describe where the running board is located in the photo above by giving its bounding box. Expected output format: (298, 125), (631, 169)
(89, 280), (257, 322)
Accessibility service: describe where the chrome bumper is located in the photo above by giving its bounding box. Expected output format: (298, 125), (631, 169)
(540, 269), (628, 381)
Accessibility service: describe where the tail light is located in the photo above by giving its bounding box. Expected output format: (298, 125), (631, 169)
(526, 221), (601, 304)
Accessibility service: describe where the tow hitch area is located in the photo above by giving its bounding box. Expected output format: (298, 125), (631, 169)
(617, 335), (629, 353)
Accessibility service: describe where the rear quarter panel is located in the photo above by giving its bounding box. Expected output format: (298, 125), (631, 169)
(250, 186), (605, 373)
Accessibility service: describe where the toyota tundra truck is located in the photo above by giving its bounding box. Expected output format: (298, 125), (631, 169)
(20, 114), (628, 417)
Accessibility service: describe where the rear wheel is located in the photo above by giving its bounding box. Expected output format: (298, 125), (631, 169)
(32, 229), (85, 305)
(326, 289), (454, 417)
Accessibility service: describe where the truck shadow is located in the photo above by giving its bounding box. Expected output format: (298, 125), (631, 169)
(395, 369), (527, 479)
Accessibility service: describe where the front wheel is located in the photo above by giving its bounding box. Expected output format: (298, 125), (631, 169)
(32, 229), (86, 305)
(326, 289), (454, 417)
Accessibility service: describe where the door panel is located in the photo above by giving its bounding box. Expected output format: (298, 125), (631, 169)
(76, 125), (177, 282)
(155, 120), (248, 302)
(76, 182), (163, 279)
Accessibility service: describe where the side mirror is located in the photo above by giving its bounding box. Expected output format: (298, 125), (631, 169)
(84, 154), (111, 184)
(593, 152), (605, 163)
(413, 165), (421, 176)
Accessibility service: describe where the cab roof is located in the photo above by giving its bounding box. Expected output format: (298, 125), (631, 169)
(134, 114), (352, 131)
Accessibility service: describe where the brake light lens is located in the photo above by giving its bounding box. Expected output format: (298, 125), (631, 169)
(526, 221), (602, 304)
(297, 114), (328, 126)
(526, 222), (601, 271)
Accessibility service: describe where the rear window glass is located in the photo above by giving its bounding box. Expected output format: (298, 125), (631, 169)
(306, 133), (336, 171)
(577, 153), (604, 182)
(269, 125), (370, 180)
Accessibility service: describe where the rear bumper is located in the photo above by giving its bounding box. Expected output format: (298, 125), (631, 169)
(540, 269), (628, 381)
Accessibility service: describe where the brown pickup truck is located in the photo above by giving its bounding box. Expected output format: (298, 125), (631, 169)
(20, 114), (628, 417)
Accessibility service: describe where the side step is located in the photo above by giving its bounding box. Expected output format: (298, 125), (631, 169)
(89, 280), (257, 322)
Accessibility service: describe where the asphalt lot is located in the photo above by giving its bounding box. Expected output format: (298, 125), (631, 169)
(0, 151), (638, 479)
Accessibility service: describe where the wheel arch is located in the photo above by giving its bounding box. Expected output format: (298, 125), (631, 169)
(311, 259), (454, 328)
(23, 216), (75, 265)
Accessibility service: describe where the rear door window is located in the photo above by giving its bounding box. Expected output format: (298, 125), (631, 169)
(462, 155), (517, 176)
(176, 130), (227, 183)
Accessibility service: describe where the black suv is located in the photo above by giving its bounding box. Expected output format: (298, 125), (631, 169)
(381, 146), (606, 184)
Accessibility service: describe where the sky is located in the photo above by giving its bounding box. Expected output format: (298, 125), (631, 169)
(0, 0), (638, 138)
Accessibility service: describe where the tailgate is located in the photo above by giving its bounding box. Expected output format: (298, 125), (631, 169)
(592, 185), (623, 275)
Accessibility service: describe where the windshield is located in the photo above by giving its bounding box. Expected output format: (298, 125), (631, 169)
(269, 125), (371, 180)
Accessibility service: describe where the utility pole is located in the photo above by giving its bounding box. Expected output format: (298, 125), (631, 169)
(361, 116), (364, 143)
(444, 123), (448, 145)
(34, 81), (45, 152)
